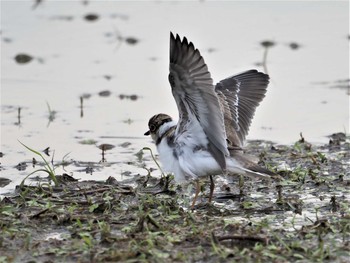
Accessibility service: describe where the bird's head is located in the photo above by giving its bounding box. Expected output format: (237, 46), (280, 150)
(144, 113), (173, 142)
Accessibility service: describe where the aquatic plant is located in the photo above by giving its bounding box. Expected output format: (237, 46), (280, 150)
(46, 101), (56, 126)
(142, 147), (165, 177)
(18, 141), (58, 186)
(260, 40), (276, 74)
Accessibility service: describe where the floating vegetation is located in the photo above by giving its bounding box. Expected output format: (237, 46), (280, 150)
(79, 139), (98, 145)
(207, 47), (216, 53)
(289, 42), (301, 50)
(109, 13), (129, 20)
(46, 102), (56, 126)
(260, 40), (275, 49)
(98, 90), (112, 97)
(312, 78), (350, 94)
(98, 144), (115, 151)
(260, 40), (276, 74)
(105, 26), (139, 50)
(119, 94), (139, 101)
(15, 162), (27, 171)
(14, 53), (33, 64)
(119, 142), (131, 148)
(79, 96), (84, 118)
(122, 118), (134, 124)
(49, 15), (74, 21)
(14, 107), (21, 126)
(32, 0), (43, 10)
(84, 13), (99, 22)
(80, 93), (92, 99)
(103, 75), (112, 81)
(2, 37), (12, 43)
(0, 177), (10, 187)
(98, 144), (115, 162)
(124, 37), (139, 45)
(129, 94), (138, 101)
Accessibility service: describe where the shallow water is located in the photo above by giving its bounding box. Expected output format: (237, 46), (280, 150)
(1, 1), (349, 195)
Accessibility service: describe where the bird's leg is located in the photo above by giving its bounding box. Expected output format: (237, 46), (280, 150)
(208, 175), (215, 203)
(239, 174), (244, 196)
(191, 180), (201, 209)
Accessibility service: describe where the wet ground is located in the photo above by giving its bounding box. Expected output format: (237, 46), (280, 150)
(1, 2), (349, 262)
(1, 1), (349, 196)
(0, 134), (349, 262)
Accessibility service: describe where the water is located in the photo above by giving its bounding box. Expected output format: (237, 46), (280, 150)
(1, 1), (349, 195)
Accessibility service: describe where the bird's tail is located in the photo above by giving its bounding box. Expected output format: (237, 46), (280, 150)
(227, 152), (281, 180)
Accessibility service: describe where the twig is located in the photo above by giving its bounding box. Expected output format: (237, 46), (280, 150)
(30, 208), (50, 219)
(217, 235), (269, 245)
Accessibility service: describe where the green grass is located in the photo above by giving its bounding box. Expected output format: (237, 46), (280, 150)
(18, 140), (58, 186)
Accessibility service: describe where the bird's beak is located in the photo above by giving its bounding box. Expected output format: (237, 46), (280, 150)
(144, 130), (150, 136)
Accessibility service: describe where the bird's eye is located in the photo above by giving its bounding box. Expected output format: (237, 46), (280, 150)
(150, 124), (156, 132)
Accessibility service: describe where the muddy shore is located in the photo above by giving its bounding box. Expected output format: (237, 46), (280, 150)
(1, 133), (349, 262)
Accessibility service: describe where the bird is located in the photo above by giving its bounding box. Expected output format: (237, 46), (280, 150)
(144, 32), (275, 208)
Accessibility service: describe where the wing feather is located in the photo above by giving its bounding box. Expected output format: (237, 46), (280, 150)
(215, 70), (269, 147)
(169, 32), (229, 170)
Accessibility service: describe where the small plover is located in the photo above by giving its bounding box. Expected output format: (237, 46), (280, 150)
(145, 33), (275, 208)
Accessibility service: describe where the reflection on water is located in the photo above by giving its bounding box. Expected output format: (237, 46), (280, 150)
(1, 1), (349, 194)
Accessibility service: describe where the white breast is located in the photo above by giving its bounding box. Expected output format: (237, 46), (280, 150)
(157, 138), (187, 182)
(157, 135), (221, 182)
(156, 118), (245, 182)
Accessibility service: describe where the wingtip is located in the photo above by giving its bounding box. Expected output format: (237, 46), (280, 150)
(169, 32), (201, 61)
(170, 32), (180, 40)
(169, 32), (190, 46)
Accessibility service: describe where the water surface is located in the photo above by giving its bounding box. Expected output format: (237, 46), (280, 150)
(1, 1), (349, 195)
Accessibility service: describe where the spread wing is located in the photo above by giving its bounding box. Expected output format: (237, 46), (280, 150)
(215, 70), (269, 148)
(169, 32), (229, 170)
